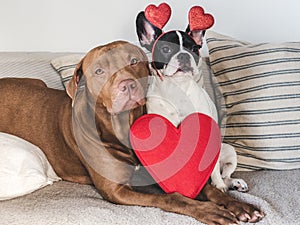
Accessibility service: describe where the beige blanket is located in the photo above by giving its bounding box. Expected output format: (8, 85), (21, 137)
(1, 170), (299, 225)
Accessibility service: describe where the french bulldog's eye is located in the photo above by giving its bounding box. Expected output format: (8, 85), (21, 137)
(130, 58), (139, 65)
(95, 68), (104, 75)
(162, 46), (171, 54)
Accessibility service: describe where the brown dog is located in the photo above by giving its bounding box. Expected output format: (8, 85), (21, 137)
(0, 41), (263, 225)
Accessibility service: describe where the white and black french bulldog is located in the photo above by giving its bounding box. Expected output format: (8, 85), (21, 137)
(136, 11), (248, 192)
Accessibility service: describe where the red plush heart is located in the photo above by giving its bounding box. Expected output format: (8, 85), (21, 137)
(130, 113), (221, 198)
(188, 6), (214, 31)
(145, 3), (171, 29)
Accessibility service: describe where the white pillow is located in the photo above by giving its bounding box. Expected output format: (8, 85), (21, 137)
(0, 132), (61, 200)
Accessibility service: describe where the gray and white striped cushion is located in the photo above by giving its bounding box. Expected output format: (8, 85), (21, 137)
(0, 52), (68, 90)
(50, 54), (84, 89)
(206, 31), (300, 171)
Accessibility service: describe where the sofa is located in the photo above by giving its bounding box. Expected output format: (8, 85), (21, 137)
(0, 31), (299, 225)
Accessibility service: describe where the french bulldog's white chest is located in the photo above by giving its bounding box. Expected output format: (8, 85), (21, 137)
(146, 75), (218, 127)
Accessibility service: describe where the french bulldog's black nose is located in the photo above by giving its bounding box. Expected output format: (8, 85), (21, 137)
(177, 53), (190, 64)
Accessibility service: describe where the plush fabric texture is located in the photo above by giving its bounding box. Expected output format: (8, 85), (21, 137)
(50, 54), (84, 89)
(206, 31), (300, 171)
(1, 169), (299, 225)
(130, 113), (221, 198)
(0, 132), (61, 200)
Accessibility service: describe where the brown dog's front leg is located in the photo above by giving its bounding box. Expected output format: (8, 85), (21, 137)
(199, 184), (265, 223)
(89, 168), (239, 225)
(106, 185), (240, 225)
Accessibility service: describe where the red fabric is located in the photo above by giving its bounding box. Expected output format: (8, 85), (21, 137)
(130, 113), (221, 199)
(188, 6), (214, 31)
(145, 3), (171, 29)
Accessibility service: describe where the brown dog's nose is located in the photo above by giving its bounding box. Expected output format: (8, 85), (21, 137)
(118, 79), (137, 93)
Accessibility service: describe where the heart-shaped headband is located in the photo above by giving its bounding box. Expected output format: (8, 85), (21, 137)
(188, 6), (214, 31)
(145, 3), (172, 30)
(144, 3), (214, 31)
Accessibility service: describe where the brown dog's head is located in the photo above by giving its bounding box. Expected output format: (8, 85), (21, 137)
(67, 41), (149, 114)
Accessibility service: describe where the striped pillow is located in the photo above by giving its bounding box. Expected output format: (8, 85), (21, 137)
(51, 54), (84, 89)
(206, 31), (300, 171)
(0, 52), (67, 90)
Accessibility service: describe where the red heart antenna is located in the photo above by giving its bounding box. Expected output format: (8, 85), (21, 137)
(188, 6), (215, 31)
(144, 3), (172, 29)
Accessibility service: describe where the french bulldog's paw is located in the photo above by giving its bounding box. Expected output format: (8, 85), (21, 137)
(212, 181), (229, 192)
(231, 179), (248, 192)
(217, 184), (229, 192)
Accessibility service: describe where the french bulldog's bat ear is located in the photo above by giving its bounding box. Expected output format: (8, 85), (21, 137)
(186, 6), (214, 47)
(186, 25), (206, 47)
(67, 58), (84, 100)
(136, 11), (162, 52)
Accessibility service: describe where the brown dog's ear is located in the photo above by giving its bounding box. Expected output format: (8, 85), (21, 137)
(67, 58), (84, 100)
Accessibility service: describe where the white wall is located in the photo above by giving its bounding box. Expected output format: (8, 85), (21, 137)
(1, 0), (300, 53)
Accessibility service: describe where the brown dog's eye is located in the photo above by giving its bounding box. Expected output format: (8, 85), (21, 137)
(95, 68), (104, 75)
(130, 58), (139, 65)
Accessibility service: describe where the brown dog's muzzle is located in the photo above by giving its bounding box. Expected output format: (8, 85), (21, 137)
(118, 78), (146, 105)
(107, 79), (146, 114)
(97, 61), (148, 115)
(106, 73), (147, 114)
(118, 79), (137, 93)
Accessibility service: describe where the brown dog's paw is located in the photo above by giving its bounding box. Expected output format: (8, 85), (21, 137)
(192, 201), (240, 225)
(226, 200), (265, 223)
